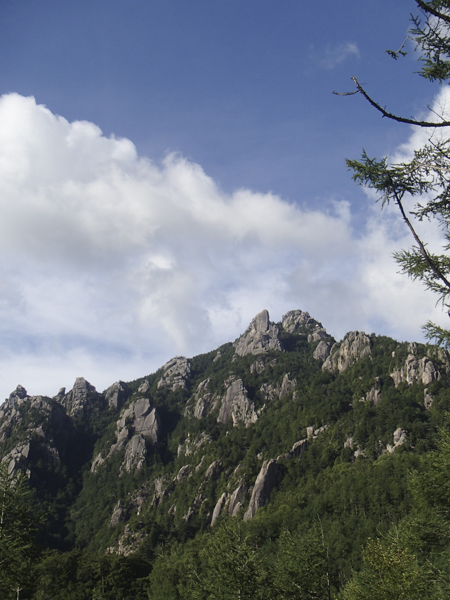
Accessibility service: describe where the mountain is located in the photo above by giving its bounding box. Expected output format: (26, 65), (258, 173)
(1, 308), (450, 595)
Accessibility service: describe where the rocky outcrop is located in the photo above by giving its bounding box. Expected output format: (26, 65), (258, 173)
(243, 459), (282, 521)
(59, 377), (98, 417)
(110, 500), (126, 527)
(228, 483), (247, 517)
(386, 428), (408, 454)
(260, 373), (297, 402)
(189, 378), (220, 419)
(313, 341), (332, 362)
(282, 309), (328, 340)
(306, 425), (328, 438)
(323, 332), (372, 373)
(138, 380), (150, 394)
(204, 459), (222, 481)
(234, 310), (283, 356)
(177, 432), (211, 457)
(118, 397), (160, 441)
(122, 434), (147, 472)
(211, 492), (228, 526)
(390, 355), (440, 387)
(217, 377), (258, 427)
(8, 384), (29, 404)
(2, 442), (31, 475)
(424, 388), (434, 410)
(290, 438), (308, 458)
(157, 357), (191, 391)
(112, 523), (148, 556)
(105, 381), (129, 410)
(364, 378), (382, 405)
(96, 397), (160, 473)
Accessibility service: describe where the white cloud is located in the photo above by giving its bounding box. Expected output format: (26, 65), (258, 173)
(315, 42), (360, 69)
(0, 93), (446, 402)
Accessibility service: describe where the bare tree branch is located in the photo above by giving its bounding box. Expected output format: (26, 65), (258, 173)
(334, 77), (450, 127)
(388, 173), (450, 290)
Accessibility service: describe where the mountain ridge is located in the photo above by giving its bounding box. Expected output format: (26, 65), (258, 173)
(1, 307), (448, 565)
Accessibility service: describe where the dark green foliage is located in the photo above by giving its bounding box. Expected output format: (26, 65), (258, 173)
(3, 304), (450, 598)
(32, 549), (150, 600)
(0, 463), (40, 599)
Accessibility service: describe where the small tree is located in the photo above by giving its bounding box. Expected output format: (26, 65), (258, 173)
(272, 526), (331, 600)
(0, 462), (38, 599)
(183, 520), (268, 600)
(339, 533), (432, 600)
(339, 0), (450, 347)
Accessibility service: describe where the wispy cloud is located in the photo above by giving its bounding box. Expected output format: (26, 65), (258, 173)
(314, 41), (360, 69)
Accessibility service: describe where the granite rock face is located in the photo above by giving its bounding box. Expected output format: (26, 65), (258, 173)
(94, 397), (160, 473)
(243, 459), (282, 521)
(157, 356), (191, 391)
(217, 377), (258, 427)
(391, 355), (440, 387)
(386, 428), (408, 454)
(105, 381), (129, 410)
(60, 377), (98, 417)
(282, 309), (327, 339)
(313, 340), (332, 362)
(323, 332), (372, 373)
(122, 434), (147, 472)
(259, 373), (297, 403)
(234, 310), (283, 356)
(189, 378), (221, 419)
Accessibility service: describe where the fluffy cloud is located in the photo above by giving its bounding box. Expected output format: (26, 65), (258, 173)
(0, 93), (446, 400)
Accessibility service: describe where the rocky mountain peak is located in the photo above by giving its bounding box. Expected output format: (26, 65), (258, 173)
(157, 356), (191, 391)
(234, 309), (283, 356)
(59, 377), (98, 417)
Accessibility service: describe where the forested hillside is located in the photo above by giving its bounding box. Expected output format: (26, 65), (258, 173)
(2, 308), (450, 598)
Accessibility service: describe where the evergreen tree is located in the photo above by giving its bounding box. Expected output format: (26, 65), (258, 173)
(339, 533), (433, 600)
(341, 1), (450, 347)
(272, 526), (331, 600)
(0, 462), (38, 599)
(183, 520), (269, 600)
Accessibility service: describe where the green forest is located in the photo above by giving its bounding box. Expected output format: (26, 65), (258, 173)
(4, 0), (450, 598)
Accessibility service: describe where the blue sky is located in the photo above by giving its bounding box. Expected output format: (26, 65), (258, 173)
(0, 0), (448, 400)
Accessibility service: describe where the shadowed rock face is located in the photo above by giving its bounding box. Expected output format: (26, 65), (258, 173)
(105, 381), (129, 410)
(243, 459), (282, 521)
(234, 310), (283, 356)
(59, 377), (98, 417)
